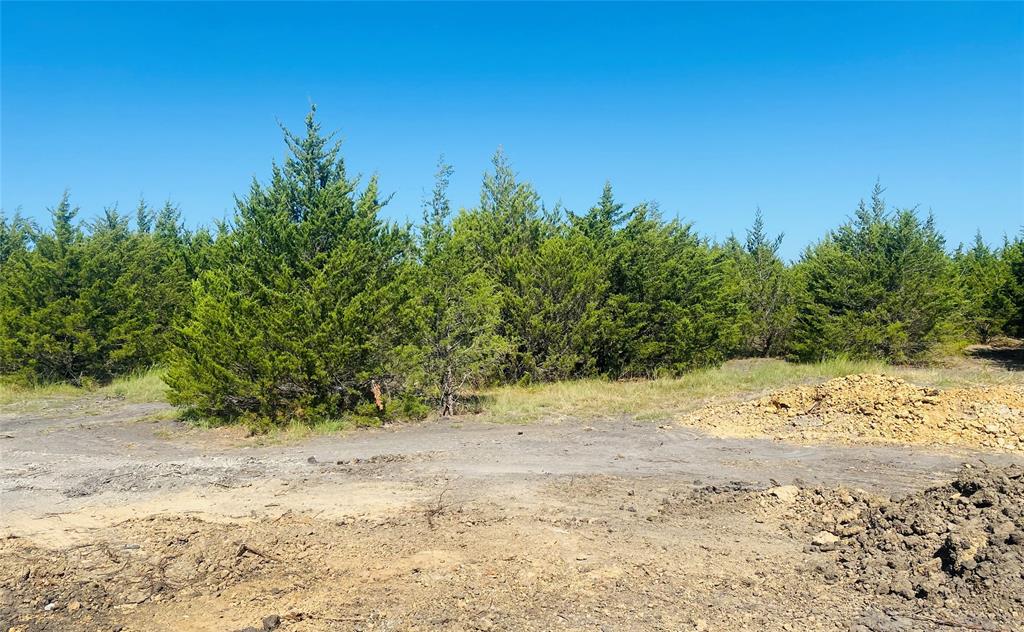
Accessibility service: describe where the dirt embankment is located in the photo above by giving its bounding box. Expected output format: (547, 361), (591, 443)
(680, 374), (1024, 451)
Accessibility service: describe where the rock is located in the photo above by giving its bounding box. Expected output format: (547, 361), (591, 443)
(768, 485), (800, 503)
(262, 615), (281, 630)
(812, 531), (840, 547)
(888, 574), (915, 599)
(938, 531), (983, 574)
(68, 601), (82, 612)
(306, 456), (318, 464)
(972, 489), (999, 507)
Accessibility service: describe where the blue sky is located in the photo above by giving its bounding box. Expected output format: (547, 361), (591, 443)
(2, 2), (1022, 259)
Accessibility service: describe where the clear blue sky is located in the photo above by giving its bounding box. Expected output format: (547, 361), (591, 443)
(2, 2), (1022, 259)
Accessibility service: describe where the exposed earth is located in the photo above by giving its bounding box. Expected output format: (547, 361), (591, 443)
(680, 374), (1024, 451)
(2, 363), (1023, 631)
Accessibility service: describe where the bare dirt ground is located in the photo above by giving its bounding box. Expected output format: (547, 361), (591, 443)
(2, 357), (1023, 631)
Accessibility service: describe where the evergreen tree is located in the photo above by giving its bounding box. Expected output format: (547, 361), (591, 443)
(792, 184), (960, 362)
(135, 197), (153, 234)
(735, 209), (797, 357)
(604, 204), (744, 376)
(1002, 234), (1024, 337)
(166, 107), (415, 426)
(570, 181), (628, 244)
(414, 158), (506, 414)
(955, 232), (1014, 342)
(453, 150), (551, 380)
(457, 148), (547, 288)
(0, 211), (31, 267)
(504, 230), (608, 380)
(0, 193), (93, 382)
(0, 194), (200, 383)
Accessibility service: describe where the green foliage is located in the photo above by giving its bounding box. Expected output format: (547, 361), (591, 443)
(954, 233), (1015, 342)
(165, 107), (416, 425)
(505, 230), (608, 380)
(791, 184), (960, 363)
(0, 193), (87, 381)
(602, 203), (744, 376)
(732, 209), (798, 357)
(1002, 235), (1024, 337)
(413, 158), (507, 415)
(2, 109), (1011, 427)
(0, 211), (32, 266)
(0, 193), (202, 383)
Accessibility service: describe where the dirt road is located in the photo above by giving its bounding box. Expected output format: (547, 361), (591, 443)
(2, 387), (1022, 631)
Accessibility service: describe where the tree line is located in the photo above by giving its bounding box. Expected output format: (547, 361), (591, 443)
(2, 108), (1022, 427)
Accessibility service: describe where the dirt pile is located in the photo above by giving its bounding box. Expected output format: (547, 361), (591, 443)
(679, 374), (1024, 450)
(799, 464), (1023, 627)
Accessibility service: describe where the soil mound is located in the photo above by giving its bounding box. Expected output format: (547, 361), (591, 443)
(680, 374), (1024, 450)
(802, 464), (1023, 624)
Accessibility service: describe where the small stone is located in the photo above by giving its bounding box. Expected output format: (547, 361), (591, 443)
(768, 485), (800, 503)
(68, 601), (82, 612)
(889, 576), (914, 599)
(262, 614), (281, 630)
(812, 531), (840, 548)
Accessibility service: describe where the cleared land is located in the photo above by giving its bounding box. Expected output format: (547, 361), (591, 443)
(1, 350), (1022, 631)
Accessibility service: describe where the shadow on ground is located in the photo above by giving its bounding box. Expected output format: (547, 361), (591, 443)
(967, 344), (1024, 371)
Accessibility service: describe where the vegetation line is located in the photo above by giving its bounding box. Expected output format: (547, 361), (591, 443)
(1, 107), (1022, 429)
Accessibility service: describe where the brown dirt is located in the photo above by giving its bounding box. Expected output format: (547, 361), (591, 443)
(678, 374), (1024, 451)
(798, 463), (1024, 613)
(4, 470), (1023, 632)
(4, 363), (1024, 631)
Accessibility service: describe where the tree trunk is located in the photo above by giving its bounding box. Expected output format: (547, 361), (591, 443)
(439, 366), (456, 416)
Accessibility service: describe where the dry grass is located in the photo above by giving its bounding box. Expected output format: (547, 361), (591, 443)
(471, 357), (1022, 424)
(0, 368), (169, 409)
(1, 355), (1017, 426)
